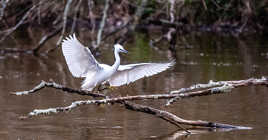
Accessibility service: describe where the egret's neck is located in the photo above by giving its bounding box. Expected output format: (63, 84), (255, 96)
(112, 50), (120, 70)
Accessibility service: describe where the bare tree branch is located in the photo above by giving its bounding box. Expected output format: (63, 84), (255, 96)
(0, 0), (7, 20)
(22, 77), (267, 116)
(71, 0), (82, 34)
(169, 0), (175, 23)
(87, 0), (96, 36)
(33, 25), (63, 54)
(94, 0), (110, 49)
(56, 0), (73, 46)
(132, 0), (147, 29)
(201, 0), (208, 10)
(0, 1), (42, 42)
(14, 77), (267, 130)
(101, 21), (130, 42)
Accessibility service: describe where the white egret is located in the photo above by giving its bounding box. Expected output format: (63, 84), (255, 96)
(62, 34), (175, 91)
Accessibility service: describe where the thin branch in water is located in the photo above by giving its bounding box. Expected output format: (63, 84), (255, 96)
(56, 0), (73, 46)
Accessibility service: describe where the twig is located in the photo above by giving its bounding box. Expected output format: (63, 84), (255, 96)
(0, 48), (33, 54)
(33, 25), (63, 54)
(0, 24), (62, 54)
(88, 0), (96, 35)
(211, 0), (223, 9)
(71, 0), (82, 34)
(169, 0), (175, 23)
(0, 2), (41, 42)
(115, 0), (147, 44)
(0, 0), (7, 20)
(201, 0), (208, 11)
(56, 0), (73, 46)
(101, 21), (130, 42)
(94, 0), (110, 49)
(132, 0), (147, 29)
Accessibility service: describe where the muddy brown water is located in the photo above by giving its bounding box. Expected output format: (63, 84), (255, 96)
(0, 32), (268, 140)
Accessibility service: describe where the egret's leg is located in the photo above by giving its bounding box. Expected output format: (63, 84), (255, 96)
(97, 84), (110, 92)
(108, 86), (119, 91)
(96, 84), (104, 92)
(90, 86), (97, 93)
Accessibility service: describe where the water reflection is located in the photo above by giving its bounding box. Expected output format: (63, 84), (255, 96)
(0, 31), (267, 139)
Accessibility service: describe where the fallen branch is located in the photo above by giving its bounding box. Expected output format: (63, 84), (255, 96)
(15, 77), (267, 101)
(122, 101), (249, 129)
(22, 77), (267, 116)
(14, 77), (267, 130)
(15, 82), (248, 130)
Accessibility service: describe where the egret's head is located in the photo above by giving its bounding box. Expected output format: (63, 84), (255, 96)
(114, 44), (128, 53)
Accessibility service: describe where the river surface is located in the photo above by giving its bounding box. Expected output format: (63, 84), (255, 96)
(0, 31), (268, 140)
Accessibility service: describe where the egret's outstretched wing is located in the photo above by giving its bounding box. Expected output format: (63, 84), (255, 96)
(108, 61), (175, 86)
(62, 34), (100, 77)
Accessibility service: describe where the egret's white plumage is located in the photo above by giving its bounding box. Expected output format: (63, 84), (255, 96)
(62, 34), (175, 91)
